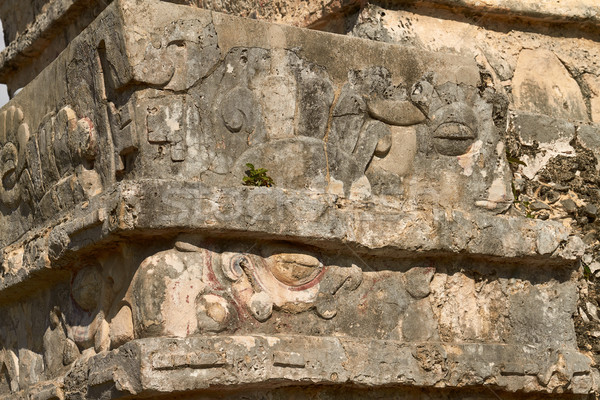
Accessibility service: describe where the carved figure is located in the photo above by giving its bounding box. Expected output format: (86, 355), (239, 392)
(127, 241), (363, 339)
(64, 264), (111, 353)
(60, 261), (133, 355)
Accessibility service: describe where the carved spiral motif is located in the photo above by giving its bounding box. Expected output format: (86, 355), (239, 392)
(220, 87), (259, 137)
(221, 253), (247, 282)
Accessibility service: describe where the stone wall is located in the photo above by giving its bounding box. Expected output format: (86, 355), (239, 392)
(341, 0), (600, 372)
(0, 0), (598, 399)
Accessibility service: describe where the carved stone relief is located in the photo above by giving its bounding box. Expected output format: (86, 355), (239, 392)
(0, 1), (595, 397)
(0, 106), (29, 209)
(127, 241), (363, 339)
(102, 33), (509, 213)
(0, 104), (102, 246)
(0, 237), (592, 395)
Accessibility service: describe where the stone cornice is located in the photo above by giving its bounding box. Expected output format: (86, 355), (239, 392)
(0, 0), (599, 89)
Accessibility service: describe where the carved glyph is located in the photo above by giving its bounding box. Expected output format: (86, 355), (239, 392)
(115, 38), (509, 211)
(0, 2), (595, 396)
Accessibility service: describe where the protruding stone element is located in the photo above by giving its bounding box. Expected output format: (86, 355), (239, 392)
(1, 349), (20, 393)
(249, 292), (273, 322)
(583, 73), (600, 123)
(367, 125), (417, 181)
(430, 102), (478, 156)
(17, 349), (43, 389)
(197, 294), (234, 332)
(405, 267), (435, 299)
(315, 293), (337, 319)
(109, 306), (134, 349)
(367, 98), (426, 126)
(512, 49), (588, 121)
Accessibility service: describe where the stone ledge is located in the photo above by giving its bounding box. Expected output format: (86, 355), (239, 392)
(0, 179), (582, 305)
(4, 335), (595, 399)
(418, 0), (599, 26)
(0, 0), (109, 92)
(1, 0), (599, 93)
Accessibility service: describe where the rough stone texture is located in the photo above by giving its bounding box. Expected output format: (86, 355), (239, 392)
(0, 0), (599, 399)
(1, 0), (599, 95)
(512, 49), (589, 122)
(0, 0), (112, 96)
(0, 0), (360, 95)
(342, 0), (600, 381)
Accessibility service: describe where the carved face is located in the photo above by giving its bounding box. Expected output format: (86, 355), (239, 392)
(221, 248), (325, 320)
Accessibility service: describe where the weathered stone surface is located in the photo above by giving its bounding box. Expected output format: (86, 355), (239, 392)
(0, 0), (598, 398)
(508, 112), (577, 180)
(0, 0), (361, 96)
(67, 335), (597, 395)
(583, 73), (600, 123)
(577, 124), (600, 170)
(512, 49), (589, 122)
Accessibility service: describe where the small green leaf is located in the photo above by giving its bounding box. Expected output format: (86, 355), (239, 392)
(507, 156), (527, 167)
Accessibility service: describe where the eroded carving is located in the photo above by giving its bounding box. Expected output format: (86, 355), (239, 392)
(42, 307), (79, 377)
(0, 104), (102, 246)
(129, 242), (363, 339)
(0, 106), (29, 208)
(0, 235), (594, 395)
(0, 2), (593, 397)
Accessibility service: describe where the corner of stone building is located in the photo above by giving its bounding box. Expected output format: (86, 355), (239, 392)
(0, 1), (599, 399)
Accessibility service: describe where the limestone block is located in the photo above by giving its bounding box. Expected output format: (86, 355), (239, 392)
(512, 49), (588, 121)
(58, 335), (597, 396)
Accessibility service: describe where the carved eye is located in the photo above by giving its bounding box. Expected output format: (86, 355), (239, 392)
(222, 254), (247, 282)
(269, 253), (323, 287)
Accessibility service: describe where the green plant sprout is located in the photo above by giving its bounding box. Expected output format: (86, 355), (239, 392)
(243, 163), (274, 187)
